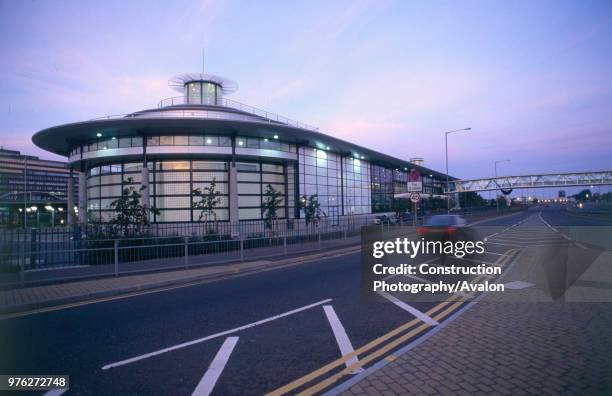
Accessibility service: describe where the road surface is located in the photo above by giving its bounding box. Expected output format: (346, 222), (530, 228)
(0, 205), (610, 395)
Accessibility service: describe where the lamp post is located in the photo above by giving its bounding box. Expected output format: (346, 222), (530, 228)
(445, 128), (471, 214)
(494, 159), (511, 212)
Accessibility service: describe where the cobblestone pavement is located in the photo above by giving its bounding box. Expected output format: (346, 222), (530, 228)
(340, 301), (612, 395)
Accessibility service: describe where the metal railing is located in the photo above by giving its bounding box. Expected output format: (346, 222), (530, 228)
(157, 95), (319, 131)
(0, 224), (368, 287)
(88, 97), (319, 132)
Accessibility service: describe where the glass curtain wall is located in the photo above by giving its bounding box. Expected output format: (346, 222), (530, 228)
(297, 148), (342, 219)
(237, 162), (287, 220)
(341, 157), (371, 215)
(87, 160), (229, 223)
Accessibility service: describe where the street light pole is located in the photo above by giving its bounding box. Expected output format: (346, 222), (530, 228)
(444, 128), (471, 214)
(494, 159), (511, 212)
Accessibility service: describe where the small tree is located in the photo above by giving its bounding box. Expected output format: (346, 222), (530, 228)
(298, 194), (321, 230)
(261, 184), (283, 232)
(110, 177), (158, 236)
(192, 177), (222, 234)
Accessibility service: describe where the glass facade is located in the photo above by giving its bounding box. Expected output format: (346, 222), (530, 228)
(87, 160), (229, 223)
(77, 136), (446, 223)
(185, 81), (222, 105)
(342, 157), (371, 215)
(237, 162), (287, 220)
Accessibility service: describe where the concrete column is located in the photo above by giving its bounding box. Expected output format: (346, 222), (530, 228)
(67, 170), (74, 226)
(78, 171), (87, 226)
(229, 163), (239, 225)
(141, 166), (150, 209)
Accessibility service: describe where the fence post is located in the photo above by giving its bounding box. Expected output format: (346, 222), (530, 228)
(240, 237), (244, 261)
(318, 230), (321, 250)
(283, 234), (287, 256)
(344, 227), (347, 239)
(184, 236), (189, 268)
(114, 240), (119, 276)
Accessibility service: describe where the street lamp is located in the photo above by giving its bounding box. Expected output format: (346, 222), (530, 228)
(494, 159), (511, 212)
(445, 128), (472, 213)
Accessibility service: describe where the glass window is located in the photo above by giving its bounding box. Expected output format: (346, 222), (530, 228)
(239, 208), (261, 220)
(174, 136), (188, 146)
(131, 137), (143, 147)
(192, 161), (227, 170)
(262, 173), (285, 183)
(238, 183), (261, 194)
(187, 82), (201, 105)
(107, 138), (118, 149)
(219, 136), (231, 147)
(161, 161), (190, 170)
(204, 136), (219, 146)
(147, 136), (160, 146)
(237, 162), (260, 172)
(236, 138), (246, 147)
(237, 172), (260, 182)
(247, 138), (259, 149)
(189, 135), (204, 146)
(119, 137), (131, 148)
(160, 136), (174, 146)
(157, 210), (191, 222)
(262, 164), (283, 173)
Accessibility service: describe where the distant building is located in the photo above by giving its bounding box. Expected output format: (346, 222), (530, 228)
(0, 148), (76, 227)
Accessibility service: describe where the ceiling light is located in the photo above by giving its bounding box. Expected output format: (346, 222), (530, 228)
(96, 132), (102, 137)
(273, 135), (279, 139)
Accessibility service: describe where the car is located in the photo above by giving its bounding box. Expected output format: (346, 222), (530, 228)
(373, 215), (396, 225)
(417, 214), (472, 241)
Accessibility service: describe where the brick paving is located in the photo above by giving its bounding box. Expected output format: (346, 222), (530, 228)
(341, 301), (612, 395)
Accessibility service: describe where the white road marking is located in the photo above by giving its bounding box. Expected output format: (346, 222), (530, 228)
(377, 291), (439, 326)
(504, 281), (535, 290)
(323, 305), (363, 373)
(192, 336), (239, 396)
(102, 298), (332, 370)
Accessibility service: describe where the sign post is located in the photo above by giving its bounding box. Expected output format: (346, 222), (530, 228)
(410, 193), (421, 226)
(407, 169), (423, 226)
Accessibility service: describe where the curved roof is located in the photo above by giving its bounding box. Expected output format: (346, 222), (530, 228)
(169, 73), (238, 95)
(31, 109), (452, 180)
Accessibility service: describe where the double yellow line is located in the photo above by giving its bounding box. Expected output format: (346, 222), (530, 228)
(268, 248), (518, 396)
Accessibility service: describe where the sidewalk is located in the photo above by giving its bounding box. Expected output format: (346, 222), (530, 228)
(0, 244), (360, 317)
(339, 301), (612, 395)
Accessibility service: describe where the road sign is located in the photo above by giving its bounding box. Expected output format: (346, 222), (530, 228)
(410, 193), (421, 203)
(407, 169), (422, 192)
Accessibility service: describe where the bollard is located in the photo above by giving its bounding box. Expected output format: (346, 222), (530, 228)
(114, 240), (119, 276)
(184, 237), (189, 268)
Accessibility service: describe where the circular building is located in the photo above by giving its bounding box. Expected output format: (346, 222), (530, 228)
(32, 73), (448, 226)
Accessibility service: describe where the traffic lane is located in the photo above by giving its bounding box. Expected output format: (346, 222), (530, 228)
(542, 205), (612, 226)
(0, 252), (438, 394)
(0, 253), (362, 371)
(470, 209), (533, 227)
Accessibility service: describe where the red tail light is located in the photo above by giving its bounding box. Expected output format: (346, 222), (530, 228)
(447, 227), (457, 234)
(417, 227), (427, 235)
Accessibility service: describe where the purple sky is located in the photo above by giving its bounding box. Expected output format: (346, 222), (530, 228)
(1, 0), (611, 197)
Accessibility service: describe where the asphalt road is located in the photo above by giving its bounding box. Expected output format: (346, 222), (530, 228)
(0, 205), (609, 395)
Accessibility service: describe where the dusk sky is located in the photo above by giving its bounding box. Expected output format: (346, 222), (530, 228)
(1, 0), (611, 196)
